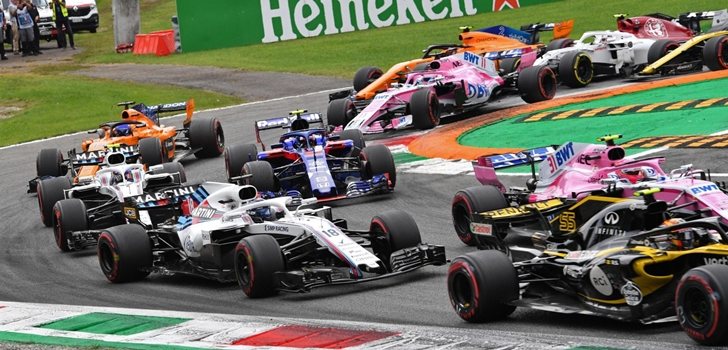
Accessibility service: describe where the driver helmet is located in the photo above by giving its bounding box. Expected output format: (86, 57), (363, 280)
(613, 167), (647, 184)
(309, 133), (325, 147)
(295, 135), (307, 149)
(124, 168), (141, 182)
(283, 137), (296, 150)
(110, 170), (124, 185)
(660, 218), (702, 250)
(112, 124), (131, 137)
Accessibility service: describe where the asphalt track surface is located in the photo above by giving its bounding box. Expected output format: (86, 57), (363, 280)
(1, 78), (725, 348)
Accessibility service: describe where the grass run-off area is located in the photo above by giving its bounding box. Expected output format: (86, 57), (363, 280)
(79, 0), (720, 77)
(0, 74), (240, 146)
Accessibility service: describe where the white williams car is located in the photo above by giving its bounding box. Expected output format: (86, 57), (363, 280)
(97, 184), (446, 297)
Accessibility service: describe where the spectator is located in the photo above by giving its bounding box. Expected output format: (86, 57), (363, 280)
(26, 0), (41, 55)
(8, 0), (19, 54)
(0, 3), (7, 60)
(15, 0), (34, 56)
(50, 0), (73, 49)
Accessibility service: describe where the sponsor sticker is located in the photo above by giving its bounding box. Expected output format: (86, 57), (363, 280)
(481, 199), (563, 219)
(704, 256), (728, 265)
(123, 207), (137, 219)
(589, 266), (613, 296)
(264, 224), (289, 233)
(689, 183), (721, 196)
(565, 250), (599, 261)
(621, 281), (643, 306)
(469, 222), (493, 236)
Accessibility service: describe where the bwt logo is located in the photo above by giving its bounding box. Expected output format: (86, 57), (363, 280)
(463, 52), (481, 65)
(704, 256), (728, 265)
(690, 184), (719, 195)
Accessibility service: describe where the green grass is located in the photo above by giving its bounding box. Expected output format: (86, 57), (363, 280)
(0, 73), (241, 146)
(76, 0), (720, 77)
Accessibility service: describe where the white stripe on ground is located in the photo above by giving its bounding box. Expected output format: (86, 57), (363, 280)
(0, 87), (347, 151)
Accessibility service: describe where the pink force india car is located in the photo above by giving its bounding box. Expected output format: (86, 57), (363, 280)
(327, 46), (556, 134)
(452, 135), (728, 246)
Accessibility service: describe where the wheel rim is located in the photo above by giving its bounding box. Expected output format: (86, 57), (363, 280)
(99, 242), (115, 276)
(576, 56), (593, 84)
(719, 38), (728, 68)
(215, 124), (225, 152)
(451, 272), (474, 312)
(428, 92), (439, 125)
(684, 286), (711, 329)
(541, 69), (557, 98)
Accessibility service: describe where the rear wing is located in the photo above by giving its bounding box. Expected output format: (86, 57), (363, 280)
(678, 10), (728, 33)
(475, 20), (573, 44)
(118, 99), (195, 126)
(472, 146), (555, 192)
(254, 110), (323, 149)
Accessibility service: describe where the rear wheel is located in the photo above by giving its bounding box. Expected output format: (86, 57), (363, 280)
(370, 210), (422, 271)
(499, 57), (521, 74)
(518, 65), (557, 103)
(451, 186), (508, 246)
(447, 250), (518, 322)
(703, 35), (728, 71)
(37, 176), (71, 227)
(647, 39), (680, 65)
(410, 88), (440, 130)
(243, 161), (278, 193)
(234, 235), (285, 298)
(339, 129), (365, 157)
(53, 199), (88, 252)
(675, 264), (728, 345)
(97, 224), (152, 283)
(353, 66), (383, 91)
(546, 38), (574, 52)
(225, 143), (258, 182)
(190, 117), (225, 158)
(36, 148), (65, 177)
(138, 137), (165, 166)
(360, 144), (396, 188)
(558, 51), (593, 88)
(327, 98), (356, 127)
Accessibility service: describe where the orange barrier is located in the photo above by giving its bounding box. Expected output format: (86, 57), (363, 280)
(133, 30), (175, 57)
(408, 69), (728, 160)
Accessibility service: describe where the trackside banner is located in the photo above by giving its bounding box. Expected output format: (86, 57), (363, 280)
(176, 0), (558, 52)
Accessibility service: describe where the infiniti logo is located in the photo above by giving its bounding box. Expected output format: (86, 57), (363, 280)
(604, 212), (620, 225)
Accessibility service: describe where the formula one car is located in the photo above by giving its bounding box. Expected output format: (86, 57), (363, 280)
(452, 135), (728, 246)
(224, 110), (396, 201)
(97, 184), (446, 293)
(534, 11), (728, 87)
(329, 53), (555, 134)
(44, 151), (187, 252)
(447, 208), (728, 345)
(31, 99), (224, 192)
(326, 22), (573, 132)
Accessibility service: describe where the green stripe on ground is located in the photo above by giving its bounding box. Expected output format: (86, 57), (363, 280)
(0, 331), (207, 350)
(459, 78), (728, 149)
(393, 152), (428, 164)
(38, 313), (189, 336)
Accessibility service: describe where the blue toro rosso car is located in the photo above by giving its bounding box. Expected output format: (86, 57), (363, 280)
(224, 110), (396, 202)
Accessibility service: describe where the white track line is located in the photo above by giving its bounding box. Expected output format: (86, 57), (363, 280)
(0, 87), (347, 151)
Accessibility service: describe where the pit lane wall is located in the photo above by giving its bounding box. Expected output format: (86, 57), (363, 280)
(176, 0), (558, 52)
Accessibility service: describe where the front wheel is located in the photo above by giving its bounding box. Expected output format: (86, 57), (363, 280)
(451, 186), (508, 246)
(225, 143), (258, 182)
(53, 199), (88, 252)
(138, 137), (165, 166)
(447, 250), (518, 322)
(703, 35), (728, 71)
(353, 66), (383, 91)
(360, 144), (396, 188)
(410, 89), (440, 130)
(370, 210), (422, 271)
(243, 161), (278, 193)
(675, 264), (728, 345)
(190, 117), (225, 158)
(97, 224), (152, 283)
(518, 65), (557, 103)
(234, 235), (285, 298)
(37, 176), (72, 227)
(327, 98), (356, 127)
(36, 148), (65, 177)
(339, 129), (365, 157)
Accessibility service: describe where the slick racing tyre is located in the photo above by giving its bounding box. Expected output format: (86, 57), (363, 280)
(152, 161), (187, 183)
(353, 66), (383, 91)
(97, 224), (152, 283)
(518, 65), (557, 103)
(447, 250), (518, 322)
(53, 199), (88, 252)
(138, 137), (166, 166)
(370, 210), (422, 271)
(36, 148), (65, 177)
(499, 57), (521, 75)
(339, 129), (366, 157)
(360, 144), (396, 187)
(647, 39), (680, 65)
(327, 98), (356, 127)
(675, 264), (728, 345)
(546, 38), (574, 52)
(410, 89), (440, 130)
(190, 117), (225, 158)
(558, 51), (593, 88)
(452, 186), (508, 246)
(703, 35), (728, 71)
(234, 235), (285, 298)
(225, 143), (258, 182)
(242, 161), (278, 193)
(37, 176), (72, 227)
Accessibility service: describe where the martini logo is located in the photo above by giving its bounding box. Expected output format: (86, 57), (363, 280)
(132, 186), (196, 205)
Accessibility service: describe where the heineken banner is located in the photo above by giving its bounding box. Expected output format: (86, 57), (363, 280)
(176, 0), (558, 52)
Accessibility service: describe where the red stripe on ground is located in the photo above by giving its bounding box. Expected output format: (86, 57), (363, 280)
(232, 325), (398, 349)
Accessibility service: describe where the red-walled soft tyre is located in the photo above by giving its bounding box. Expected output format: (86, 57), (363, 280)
(703, 35), (728, 71)
(675, 264), (728, 345)
(451, 186), (508, 246)
(37, 176), (71, 227)
(234, 235), (284, 298)
(370, 210), (421, 271)
(53, 198), (88, 252)
(97, 224), (152, 283)
(518, 65), (557, 103)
